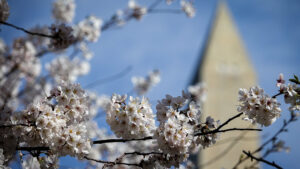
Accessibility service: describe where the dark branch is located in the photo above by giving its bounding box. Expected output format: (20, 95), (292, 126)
(84, 156), (141, 167)
(84, 66), (132, 89)
(0, 123), (35, 128)
(124, 151), (163, 156)
(0, 21), (54, 38)
(194, 128), (261, 136)
(93, 136), (153, 144)
(148, 9), (182, 14)
(243, 150), (283, 169)
(233, 112), (297, 169)
(272, 92), (283, 98)
(16, 146), (50, 151)
(216, 112), (243, 130)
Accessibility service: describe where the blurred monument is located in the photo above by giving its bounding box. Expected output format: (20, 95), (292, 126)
(191, 1), (259, 169)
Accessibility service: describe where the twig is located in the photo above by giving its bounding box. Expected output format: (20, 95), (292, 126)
(232, 112), (297, 169)
(93, 136), (153, 144)
(194, 112), (261, 136)
(0, 21), (54, 38)
(0, 123), (35, 128)
(242, 151), (283, 169)
(217, 112), (243, 130)
(148, 9), (182, 14)
(16, 146), (50, 151)
(84, 66), (132, 89)
(194, 128), (261, 136)
(124, 151), (163, 157)
(272, 92), (283, 98)
(84, 156), (141, 167)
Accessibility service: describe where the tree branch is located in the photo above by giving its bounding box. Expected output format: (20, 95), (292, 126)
(216, 112), (243, 130)
(242, 150), (283, 169)
(148, 9), (182, 14)
(232, 112), (297, 169)
(16, 146), (50, 151)
(0, 21), (54, 38)
(93, 136), (153, 144)
(194, 128), (261, 136)
(84, 66), (132, 89)
(0, 123), (35, 128)
(84, 156), (141, 167)
(124, 151), (163, 157)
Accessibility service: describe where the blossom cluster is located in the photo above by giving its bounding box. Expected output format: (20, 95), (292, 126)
(106, 94), (156, 139)
(128, 0), (148, 20)
(46, 55), (90, 83)
(11, 38), (41, 77)
(131, 69), (161, 95)
(237, 86), (282, 126)
(3, 0), (297, 168)
(154, 93), (199, 167)
(0, 0), (9, 22)
(8, 83), (91, 161)
(181, 0), (196, 18)
(49, 24), (76, 50)
(277, 73), (300, 111)
(188, 82), (207, 105)
(52, 0), (76, 23)
(194, 116), (220, 149)
(74, 15), (103, 43)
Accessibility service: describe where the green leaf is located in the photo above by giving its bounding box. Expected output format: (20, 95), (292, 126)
(294, 74), (299, 81)
(289, 79), (298, 83)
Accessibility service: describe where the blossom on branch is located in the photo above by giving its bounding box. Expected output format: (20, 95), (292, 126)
(74, 16), (102, 43)
(106, 94), (156, 139)
(237, 86), (281, 126)
(0, 0), (9, 22)
(276, 74), (300, 111)
(52, 0), (76, 23)
(181, 0), (196, 18)
(132, 70), (160, 95)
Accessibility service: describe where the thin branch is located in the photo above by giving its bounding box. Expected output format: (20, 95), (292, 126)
(194, 128), (261, 136)
(199, 131), (249, 168)
(194, 112), (261, 136)
(0, 123), (35, 128)
(0, 21), (54, 38)
(124, 151), (163, 156)
(217, 112), (243, 130)
(101, 0), (163, 31)
(16, 147), (50, 151)
(232, 112), (297, 169)
(84, 66), (132, 89)
(242, 151), (283, 169)
(148, 9), (182, 14)
(84, 156), (141, 167)
(148, 0), (163, 11)
(93, 136), (153, 144)
(272, 92), (283, 98)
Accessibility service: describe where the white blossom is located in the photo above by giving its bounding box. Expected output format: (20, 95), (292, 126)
(237, 86), (281, 126)
(128, 0), (147, 20)
(132, 70), (160, 95)
(188, 82), (207, 105)
(46, 56), (90, 82)
(74, 16), (102, 42)
(181, 0), (196, 18)
(276, 74), (300, 111)
(0, 0), (9, 22)
(106, 94), (156, 139)
(52, 0), (76, 23)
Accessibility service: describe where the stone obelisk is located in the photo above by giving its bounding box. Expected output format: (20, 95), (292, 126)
(193, 1), (259, 169)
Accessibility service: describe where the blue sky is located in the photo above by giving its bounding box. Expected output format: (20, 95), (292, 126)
(1, 0), (300, 168)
